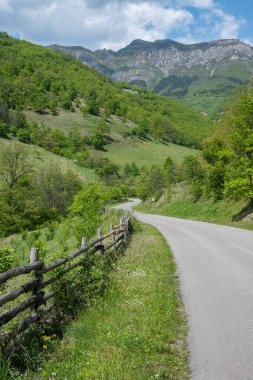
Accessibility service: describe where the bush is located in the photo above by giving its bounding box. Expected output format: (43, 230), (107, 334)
(0, 248), (13, 273)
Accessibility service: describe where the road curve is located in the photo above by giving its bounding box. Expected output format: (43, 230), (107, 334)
(114, 199), (253, 380)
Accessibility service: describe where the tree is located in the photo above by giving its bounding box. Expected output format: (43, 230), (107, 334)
(95, 158), (120, 184)
(150, 113), (178, 142)
(123, 162), (140, 177)
(201, 137), (232, 200)
(224, 88), (253, 208)
(163, 156), (174, 185)
(36, 165), (81, 215)
(0, 144), (31, 234)
(134, 118), (149, 139)
(17, 128), (31, 143)
(103, 95), (119, 119)
(91, 132), (107, 150)
(0, 102), (9, 124)
(69, 183), (104, 241)
(0, 122), (9, 138)
(96, 119), (111, 136)
(182, 155), (205, 201)
(183, 155), (203, 181)
(86, 90), (100, 115)
(0, 144), (31, 193)
(8, 110), (27, 129)
(136, 166), (165, 200)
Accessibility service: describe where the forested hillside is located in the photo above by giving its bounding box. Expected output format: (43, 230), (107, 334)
(136, 83), (253, 229)
(0, 32), (206, 239)
(0, 32), (212, 147)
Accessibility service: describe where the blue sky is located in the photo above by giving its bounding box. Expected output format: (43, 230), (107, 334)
(0, 0), (252, 50)
(222, 0), (252, 43)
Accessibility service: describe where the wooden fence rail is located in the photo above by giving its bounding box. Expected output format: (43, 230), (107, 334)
(0, 213), (130, 349)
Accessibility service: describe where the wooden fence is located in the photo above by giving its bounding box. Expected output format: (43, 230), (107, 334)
(0, 214), (130, 351)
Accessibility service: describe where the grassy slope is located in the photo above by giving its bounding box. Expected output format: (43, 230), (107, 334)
(27, 222), (189, 380)
(24, 109), (199, 168)
(24, 109), (135, 141)
(0, 138), (97, 183)
(0, 210), (125, 326)
(135, 184), (253, 230)
(24, 109), (100, 136)
(183, 61), (253, 116)
(99, 138), (198, 168)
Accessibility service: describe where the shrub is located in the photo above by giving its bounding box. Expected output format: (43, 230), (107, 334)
(0, 248), (13, 273)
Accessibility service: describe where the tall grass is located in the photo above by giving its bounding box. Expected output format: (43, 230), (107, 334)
(25, 221), (189, 380)
(135, 184), (253, 230)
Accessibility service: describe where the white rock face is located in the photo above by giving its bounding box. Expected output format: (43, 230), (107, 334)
(110, 40), (253, 83)
(48, 39), (253, 87)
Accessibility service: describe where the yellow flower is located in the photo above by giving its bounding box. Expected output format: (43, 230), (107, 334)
(42, 335), (51, 342)
(42, 345), (48, 350)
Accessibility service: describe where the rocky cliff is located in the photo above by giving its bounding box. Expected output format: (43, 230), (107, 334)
(48, 39), (253, 114)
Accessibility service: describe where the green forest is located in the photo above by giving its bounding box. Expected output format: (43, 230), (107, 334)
(0, 31), (210, 239)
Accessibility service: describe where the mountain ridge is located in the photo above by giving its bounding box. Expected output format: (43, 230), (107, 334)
(48, 38), (253, 115)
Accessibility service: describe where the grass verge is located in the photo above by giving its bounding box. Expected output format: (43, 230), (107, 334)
(26, 221), (189, 380)
(135, 185), (253, 230)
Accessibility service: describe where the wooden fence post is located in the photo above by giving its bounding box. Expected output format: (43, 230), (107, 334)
(30, 248), (44, 310)
(81, 237), (87, 249)
(120, 216), (127, 240)
(110, 224), (115, 250)
(97, 228), (103, 254)
(125, 213), (128, 239)
(30, 248), (39, 264)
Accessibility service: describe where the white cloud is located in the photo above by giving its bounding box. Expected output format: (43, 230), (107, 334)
(0, 0), (193, 49)
(0, 0), (11, 12)
(211, 7), (244, 39)
(0, 0), (247, 49)
(177, 35), (200, 44)
(102, 2), (193, 49)
(176, 0), (214, 9)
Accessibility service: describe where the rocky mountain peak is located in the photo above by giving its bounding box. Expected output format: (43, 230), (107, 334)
(48, 38), (253, 115)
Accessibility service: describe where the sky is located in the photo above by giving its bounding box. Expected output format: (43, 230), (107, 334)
(0, 0), (252, 51)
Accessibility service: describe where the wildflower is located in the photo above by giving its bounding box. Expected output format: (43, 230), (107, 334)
(42, 335), (52, 342)
(42, 344), (48, 350)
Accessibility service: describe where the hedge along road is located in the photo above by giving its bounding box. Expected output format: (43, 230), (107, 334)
(114, 199), (253, 380)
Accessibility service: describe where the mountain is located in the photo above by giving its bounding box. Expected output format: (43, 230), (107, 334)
(48, 39), (253, 115)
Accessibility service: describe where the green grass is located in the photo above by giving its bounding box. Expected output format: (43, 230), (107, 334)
(24, 109), (134, 141)
(96, 138), (198, 169)
(24, 109), (199, 168)
(27, 222), (189, 380)
(135, 184), (253, 230)
(0, 209), (124, 266)
(174, 61), (253, 117)
(25, 108), (100, 135)
(0, 137), (98, 184)
(0, 210), (126, 353)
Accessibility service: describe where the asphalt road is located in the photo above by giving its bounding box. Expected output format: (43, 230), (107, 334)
(115, 199), (253, 380)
